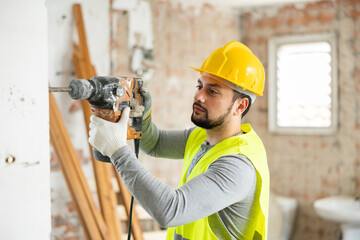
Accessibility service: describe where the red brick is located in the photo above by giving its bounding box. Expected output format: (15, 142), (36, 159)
(305, 0), (335, 11)
(315, 192), (328, 199)
(353, 7), (360, 20)
(64, 224), (77, 234)
(319, 12), (335, 23)
(355, 69), (360, 89)
(256, 37), (267, 45)
(203, 3), (215, 10)
(257, 18), (268, 28)
(320, 142), (328, 148)
(300, 13), (318, 25)
(287, 16), (296, 26)
(275, 27), (293, 35)
(67, 202), (77, 213)
(321, 177), (338, 189)
(301, 25), (331, 34)
(278, 4), (298, 15)
(267, 17), (280, 28)
(302, 192), (310, 201)
(343, 0), (360, 7)
(336, 166), (340, 174)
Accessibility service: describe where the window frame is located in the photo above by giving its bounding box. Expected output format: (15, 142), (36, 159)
(268, 33), (338, 135)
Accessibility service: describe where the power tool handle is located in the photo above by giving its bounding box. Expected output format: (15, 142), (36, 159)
(93, 150), (111, 163)
(90, 107), (142, 163)
(90, 107), (121, 163)
(92, 119), (142, 163)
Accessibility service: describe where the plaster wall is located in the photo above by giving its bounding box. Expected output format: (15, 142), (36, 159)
(0, 0), (51, 239)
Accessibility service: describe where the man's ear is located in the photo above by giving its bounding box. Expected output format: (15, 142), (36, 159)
(234, 97), (249, 116)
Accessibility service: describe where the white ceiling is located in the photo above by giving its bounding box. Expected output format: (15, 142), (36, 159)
(178, 0), (319, 8)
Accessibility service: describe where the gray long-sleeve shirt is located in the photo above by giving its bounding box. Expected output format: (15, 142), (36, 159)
(111, 116), (257, 239)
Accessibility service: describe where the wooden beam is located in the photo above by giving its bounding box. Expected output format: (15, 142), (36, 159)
(73, 4), (93, 74)
(50, 92), (108, 240)
(114, 170), (144, 240)
(72, 4), (124, 240)
(73, 43), (123, 240)
(72, 4), (144, 240)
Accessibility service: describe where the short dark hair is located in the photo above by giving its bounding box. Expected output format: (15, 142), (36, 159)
(232, 90), (252, 118)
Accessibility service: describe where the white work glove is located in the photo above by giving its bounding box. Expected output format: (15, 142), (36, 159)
(88, 107), (130, 157)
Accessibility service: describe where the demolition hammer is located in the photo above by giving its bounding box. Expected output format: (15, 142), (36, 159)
(49, 76), (144, 163)
(50, 76), (144, 240)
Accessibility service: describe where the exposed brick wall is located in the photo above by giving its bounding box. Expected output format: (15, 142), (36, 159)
(241, 1), (360, 239)
(51, 0), (360, 239)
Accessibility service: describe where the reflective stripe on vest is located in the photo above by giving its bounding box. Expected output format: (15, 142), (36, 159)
(166, 124), (269, 240)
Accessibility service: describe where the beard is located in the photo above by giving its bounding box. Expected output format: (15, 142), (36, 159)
(191, 102), (232, 129)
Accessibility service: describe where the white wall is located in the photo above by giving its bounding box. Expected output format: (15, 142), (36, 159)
(0, 0), (110, 238)
(0, 1), (51, 239)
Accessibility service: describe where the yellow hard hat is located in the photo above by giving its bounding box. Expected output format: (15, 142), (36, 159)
(190, 41), (265, 96)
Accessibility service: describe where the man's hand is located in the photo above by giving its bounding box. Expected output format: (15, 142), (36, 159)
(140, 87), (152, 120)
(88, 107), (130, 157)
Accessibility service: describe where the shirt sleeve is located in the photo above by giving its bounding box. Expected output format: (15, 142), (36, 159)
(139, 115), (194, 159)
(111, 145), (256, 228)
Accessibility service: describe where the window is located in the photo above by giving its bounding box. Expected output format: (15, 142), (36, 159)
(268, 33), (338, 134)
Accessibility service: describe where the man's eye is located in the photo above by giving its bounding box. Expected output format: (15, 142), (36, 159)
(210, 89), (218, 94)
(196, 85), (202, 90)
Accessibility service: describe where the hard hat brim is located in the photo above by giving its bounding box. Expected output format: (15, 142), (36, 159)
(189, 66), (263, 96)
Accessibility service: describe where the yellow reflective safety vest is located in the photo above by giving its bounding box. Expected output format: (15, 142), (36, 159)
(166, 124), (269, 240)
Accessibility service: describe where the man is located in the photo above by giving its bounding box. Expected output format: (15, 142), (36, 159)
(89, 41), (269, 240)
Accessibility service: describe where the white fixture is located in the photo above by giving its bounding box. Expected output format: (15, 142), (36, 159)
(268, 193), (298, 240)
(314, 196), (360, 240)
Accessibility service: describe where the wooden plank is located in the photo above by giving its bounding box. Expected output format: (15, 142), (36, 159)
(72, 4), (124, 240)
(51, 92), (107, 239)
(73, 49), (121, 240)
(50, 92), (105, 240)
(50, 136), (91, 240)
(73, 4), (144, 240)
(50, 107), (91, 240)
(73, 51), (112, 240)
(73, 4), (92, 73)
(114, 170), (144, 240)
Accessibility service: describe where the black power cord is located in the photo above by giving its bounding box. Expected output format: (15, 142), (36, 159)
(127, 139), (140, 240)
(127, 196), (135, 240)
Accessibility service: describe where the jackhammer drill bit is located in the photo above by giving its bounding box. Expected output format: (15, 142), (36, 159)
(49, 87), (72, 92)
(49, 79), (95, 100)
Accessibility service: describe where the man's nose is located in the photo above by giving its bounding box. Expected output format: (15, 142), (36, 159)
(194, 89), (206, 103)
